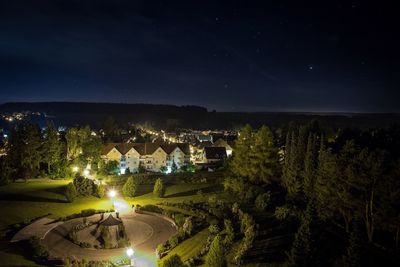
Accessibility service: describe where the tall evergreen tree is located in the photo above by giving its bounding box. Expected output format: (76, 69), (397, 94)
(286, 199), (319, 267)
(248, 126), (279, 184)
(343, 221), (362, 267)
(20, 123), (43, 178)
(65, 127), (80, 160)
(42, 122), (62, 176)
(282, 130), (301, 199)
(230, 124), (253, 178)
(303, 133), (317, 199)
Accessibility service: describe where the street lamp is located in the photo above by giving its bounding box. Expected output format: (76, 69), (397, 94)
(108, 190), (116, 198)
(83, 169), (90, 177)
(108, 190), (117, 210)
(126, 248), (135, 266)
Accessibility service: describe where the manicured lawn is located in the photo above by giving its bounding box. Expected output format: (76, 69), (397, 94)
(128, 183), (222, 207)
(0, 179), (113, 231)
(159, 228), (209, 265)
(0, 177), (221, 266)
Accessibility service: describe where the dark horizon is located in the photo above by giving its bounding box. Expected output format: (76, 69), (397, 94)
(1, 1), (399, 112)
(1, 101), (400, 115)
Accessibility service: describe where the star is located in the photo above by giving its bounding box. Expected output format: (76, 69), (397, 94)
(309, 66), (313, 70)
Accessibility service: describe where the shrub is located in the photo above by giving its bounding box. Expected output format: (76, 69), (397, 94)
(80, 242), (92, 248)
(174, 213), (186, 227)
(95, 183), (105, 198)
(168, 234), (180, 249)
(122, 176), (138, 197)
(255, 191), (271, 211)
(64, 182), (78, 203)
(139, 204), (163, 213)
(73, 175), (95, 196)
(157, 243), (166, 255)
(161, 254), (185, 267)
(274, 206), (292, 221)
(153, 178), (165, 197)
(209, 224), (221, 235)
(223, 219), (235, 247)
(183, 217), (194, 236)
(29, 236), (49, 260)
(101, 160), (119, 175)
(240, 213), (255, 233)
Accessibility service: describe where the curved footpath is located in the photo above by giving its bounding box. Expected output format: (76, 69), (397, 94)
(39, 211), (176, 266)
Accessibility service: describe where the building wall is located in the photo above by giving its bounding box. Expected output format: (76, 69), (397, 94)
(168, 147), (188, 168)
(151, 147), (167, 172)
(105, 148), (122, 162)
(125, 148), (140, 172)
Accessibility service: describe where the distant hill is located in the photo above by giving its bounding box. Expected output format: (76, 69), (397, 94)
(0, 102), (399, 130)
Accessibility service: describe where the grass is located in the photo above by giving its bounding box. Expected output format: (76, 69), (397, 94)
(0, 179), (113, 231)
(159, 228), (209, 265)
(0, 241), (44, 267)
(0, 175), (222, 266)
(125, 183), (223, 215)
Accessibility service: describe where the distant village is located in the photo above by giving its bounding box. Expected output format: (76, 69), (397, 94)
(0, 112), (237, 173)
(101, 128), (236, 174)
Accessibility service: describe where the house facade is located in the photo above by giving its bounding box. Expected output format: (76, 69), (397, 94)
(101, 142), (190, 173)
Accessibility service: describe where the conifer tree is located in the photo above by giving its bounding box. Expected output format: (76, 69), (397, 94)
(282, 131), (301, 198)
(343, 221), (362, 267)
(248, 126), (279, 184)
(153, 178), (165, 197)
(122, 176), (138, 197)
(43, 122), (62, 176)
(20, 123), (43, 178)
(230, 124), (253, 178)
(303, 133), (316, 199)
(286, 199), (318, 267)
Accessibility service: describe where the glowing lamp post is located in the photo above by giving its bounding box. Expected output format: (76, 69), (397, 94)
(83, 169), (90, 177)
(126, 248), (135, 266)
(108, 190), (117, 210)
(108, 190), (116, 198)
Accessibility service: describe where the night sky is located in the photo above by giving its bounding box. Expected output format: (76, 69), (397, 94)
(0, 0), (399, 112)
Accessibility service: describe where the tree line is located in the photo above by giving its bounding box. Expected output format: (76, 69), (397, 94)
(0, 122), (102, 183)
(225, 122), (400, 266)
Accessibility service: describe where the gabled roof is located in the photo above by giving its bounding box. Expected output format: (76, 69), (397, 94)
(102, 143), (119, 155)
(100, 214), (122, 226)
(160, 143), (190, 154)
(204, 146), (227, 160)
(102, 143), (136, 155)
(102, 142), (190, 156)
(132, 142), (162, 155)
